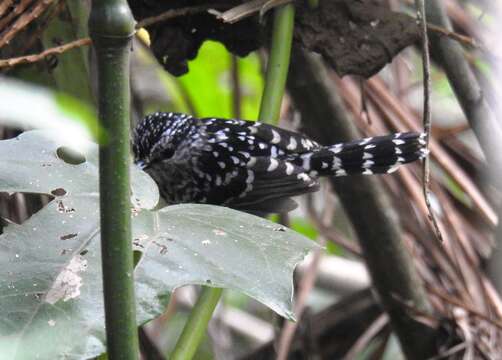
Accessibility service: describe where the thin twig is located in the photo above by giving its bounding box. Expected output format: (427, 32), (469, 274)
(426, 285), (502, 330)
(230, 55), (242, 119)
(137, 5), (217, 28)
(276, 191), (332, 360)
(415, 0), (444, 243)
(344, 314), (389, 359)
(427, 23), (479, 49)
(0, 37), (91, 69)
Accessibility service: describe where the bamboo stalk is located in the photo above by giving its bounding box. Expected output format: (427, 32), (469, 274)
(89, 1), (139, 359)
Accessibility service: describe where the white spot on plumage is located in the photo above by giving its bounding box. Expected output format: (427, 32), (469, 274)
(297, 173), (310, 182)
(418, 133), (427, 145)
(218, 161), (226, 169)
(271, 146), (278, 158)
(359, 137), (373, 146)
(321, 162), (328, 169)
(362, 169), (373, 175)
(335, 169), (347, 176)
(287, 137), (297, 150)
(332, 156), (342, 169)
(364, 144), (376, 150)
(301, 153), (312, 170)
(247, 157), (257, 167)
(309, 170), (318, 177)
(395, 147), (402, 154)
(363, 160), (375, 168)
(215, 175), (222, 186)
(285, 162), (294, 175)
(419, 148), (429, 158)
(392, 139), (405, 145)
(267, 158), (279, 172)
(397, 157), (405, 162)
(362, 152), (373, 159)
(331, 144), (343, 154)
(271, 130), (281, 144)
(231, 156), (240, 165)
(258, 143), (267, 150)
(213, 151), (219, 157)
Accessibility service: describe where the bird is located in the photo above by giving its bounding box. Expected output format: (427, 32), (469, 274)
(133, 112), (427, 214)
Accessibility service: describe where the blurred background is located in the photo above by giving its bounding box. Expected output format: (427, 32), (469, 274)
(1, 0), (501, 358)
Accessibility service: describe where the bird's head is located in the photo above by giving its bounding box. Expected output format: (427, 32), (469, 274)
(132, 112), (194, 169)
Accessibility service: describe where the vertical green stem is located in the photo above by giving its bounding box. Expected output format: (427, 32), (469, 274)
(170, 4), (296, 359)
(171, 287), (224, 360)
(89, 1), (139, 359)
(258, 4), (295, 124)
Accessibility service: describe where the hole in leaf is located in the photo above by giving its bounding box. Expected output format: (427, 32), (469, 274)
(51, 188), (67, 197)
(56, 146), (86, 165)
(60, 233), (78, 241)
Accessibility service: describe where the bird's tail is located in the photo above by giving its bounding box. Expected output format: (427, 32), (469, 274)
(301, 132), (427, 177)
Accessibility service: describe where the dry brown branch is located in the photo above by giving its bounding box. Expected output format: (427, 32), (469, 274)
(0, 0), (55, 48)
(427, 23), (480, 49)
(337, 74), (496, 227)
(276, 191), (333, 359)
(0, 0), (34, 30)
(364, 77), (497, 226)
(0, 0), (15, 19)
(137, 5), (215, 28)
(427, 285), (502, 330)
(0, 37), (91, 69)
(416, 0), (444, 243)
(289, 48), (437, 360)
(276, 242), (323, 360)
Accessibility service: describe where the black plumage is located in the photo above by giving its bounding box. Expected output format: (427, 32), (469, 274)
(133, 112), (427, 213)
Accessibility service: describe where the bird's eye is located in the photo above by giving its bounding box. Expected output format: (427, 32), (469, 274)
(150, 147), (174, 164)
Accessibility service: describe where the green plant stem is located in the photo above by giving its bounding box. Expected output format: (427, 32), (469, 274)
(171, 287), (223, 360)
(170, 4), (296, 359)
(89, 1), (138, 359)
(258, 3), (295, 124)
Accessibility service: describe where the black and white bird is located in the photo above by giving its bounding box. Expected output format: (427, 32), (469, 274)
(133, 112), (427, 214)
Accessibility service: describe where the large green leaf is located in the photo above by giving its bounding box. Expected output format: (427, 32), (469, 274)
(0, 131), (316, 359)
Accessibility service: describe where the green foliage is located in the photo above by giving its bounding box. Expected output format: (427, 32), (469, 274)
(176, 41), (263, 119)
(0, 131), (316, 359)
(290, 218), (318, 240)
